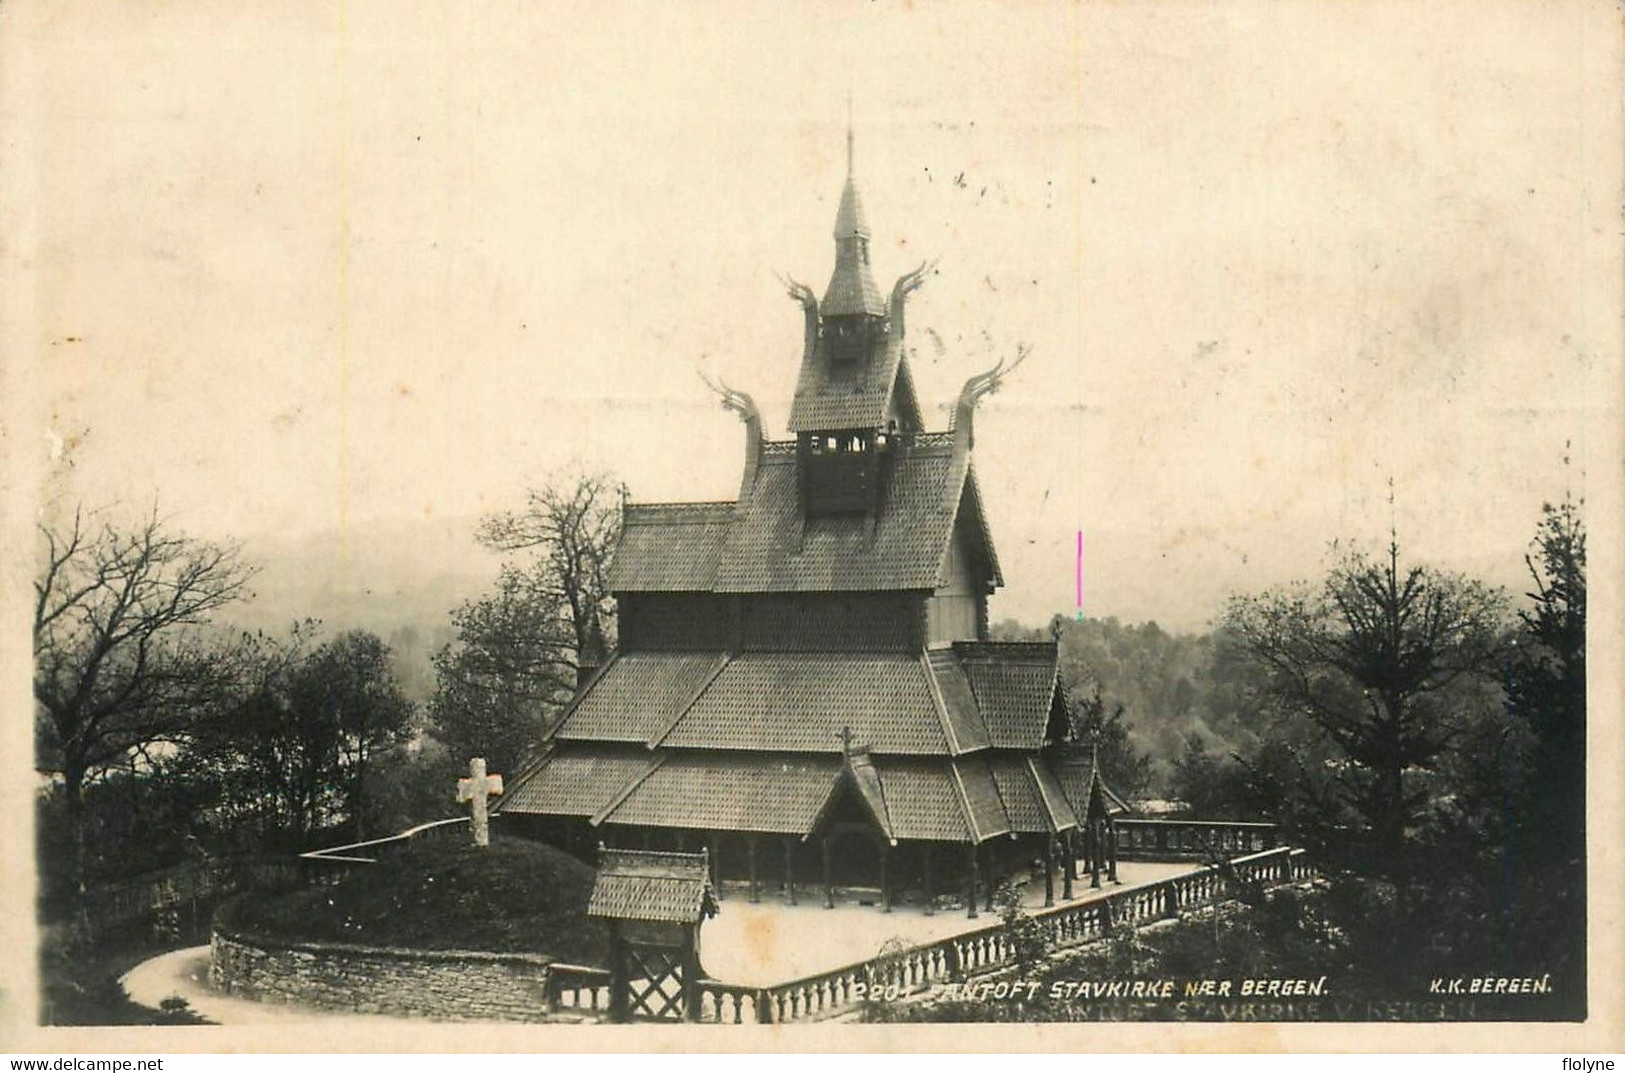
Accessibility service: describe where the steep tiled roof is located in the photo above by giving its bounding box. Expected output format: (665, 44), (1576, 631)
(981, 754), (1078, 835)
(952, 757), (1013, 842)
(787, 321), (909, 432)
(598, 753), (841, 834)
(1028, 757), (1081, 831)
(843, 751), (895, 842)
(588, 849), (714, 924)
(956, 642), (1059, 750)
(609, 502), (733, 592)
(925, 650), (993, 753)
(713, 439), (963, 592)
(1054, 751), (1134, 822)
(659, 653), (953, 754)
(499, 745), (654, 818)
(608, 421), (997, 596)
(870, 759), (971, 842)
(550, 652), (726, 744)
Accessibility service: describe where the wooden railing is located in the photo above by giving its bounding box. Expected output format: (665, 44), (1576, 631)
(297, 818), (470, 884)
(743, 846), (1314, 1024)
(1116, 818), (1279, 861)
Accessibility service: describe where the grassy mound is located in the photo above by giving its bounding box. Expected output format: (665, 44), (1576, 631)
(221, 836), (607, 966)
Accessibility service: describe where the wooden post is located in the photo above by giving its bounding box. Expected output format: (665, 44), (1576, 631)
(1090, 823), (1102, 889)
(747, 836), (759, 904)
(984, 842), (995, 912)
(708, 832), (722, 899)
(966, 843), (979, 920)
(1062, 831), (1075, 901)
(1107, 824), (1119, 884)
(821, 835), (834, 909)
(784, 838), (797, 906)
(880, 843), (891, 913)
(682, 926), (700, 1023)
(922, 842), (934, 915)
(608, 920), (629, 1023)
(1043, 835), (1056, 908)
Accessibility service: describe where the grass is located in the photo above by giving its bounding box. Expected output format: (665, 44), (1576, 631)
(220, 835), (608, 966)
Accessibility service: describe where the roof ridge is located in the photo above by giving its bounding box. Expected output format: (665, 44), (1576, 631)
(947, 757), (988, 844)
(589, 753), (668, 826)
(1024, 755), (1073, 834)
(919, 650), (964, 756)
(543, 652), (622, 743)
(647, 651), (734, 750)
(978, 753), (1020, 837)
(625, 500), (737, 514)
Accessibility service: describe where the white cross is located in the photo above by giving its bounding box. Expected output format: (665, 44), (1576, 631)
(456, 757), (504, 847)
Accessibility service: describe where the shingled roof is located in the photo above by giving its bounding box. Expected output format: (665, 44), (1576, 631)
(608, 503), (732, 593)
(787, 327), (908, 433)
(610, 434), (996, 595)
(502, 744), (1081, 846)
(597, 753), (841, 834)
(658, 652), (952, 754)
(587, 849), (715, 924)
(539, 645), (1061, 760)
(548, 652), (726, 745)
(956, 641), (1063, 751)
(498, 745), (656, 818)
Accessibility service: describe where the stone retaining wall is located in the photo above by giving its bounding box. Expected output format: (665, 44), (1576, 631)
(210, 927), (557, 1022)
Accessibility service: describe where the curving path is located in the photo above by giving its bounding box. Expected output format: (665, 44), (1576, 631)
(120, 946), (425, 1026)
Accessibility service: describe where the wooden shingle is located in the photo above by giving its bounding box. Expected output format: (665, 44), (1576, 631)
(587, 849), (714, 924)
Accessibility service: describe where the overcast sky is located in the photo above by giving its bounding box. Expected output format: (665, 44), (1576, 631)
(10, 0), (1618, 632)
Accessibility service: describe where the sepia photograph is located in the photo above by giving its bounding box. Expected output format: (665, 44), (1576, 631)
(2, 0), (1620, 1054)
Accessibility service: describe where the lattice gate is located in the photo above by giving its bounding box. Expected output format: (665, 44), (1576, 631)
(622, 941), (690, 1021)
(587, 848), (715, 1024)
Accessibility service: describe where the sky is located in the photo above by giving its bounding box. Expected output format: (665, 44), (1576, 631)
(7, 0), (1619, 633)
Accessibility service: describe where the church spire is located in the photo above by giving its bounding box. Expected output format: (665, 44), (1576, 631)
(823, 110), (884, 318)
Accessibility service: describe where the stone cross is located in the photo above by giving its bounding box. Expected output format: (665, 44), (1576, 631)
(456, 757), (504, 847)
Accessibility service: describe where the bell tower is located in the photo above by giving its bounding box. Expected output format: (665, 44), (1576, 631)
(821, 123), (886, 355)
(799, 119), (892, 518)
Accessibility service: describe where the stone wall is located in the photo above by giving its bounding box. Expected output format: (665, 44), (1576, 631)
(210, 927), (560, 1022)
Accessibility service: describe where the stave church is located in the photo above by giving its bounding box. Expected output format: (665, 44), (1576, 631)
(497, 131), (1127, 917)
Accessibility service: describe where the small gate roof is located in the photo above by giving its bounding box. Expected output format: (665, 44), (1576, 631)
(588, 849), (716, 924)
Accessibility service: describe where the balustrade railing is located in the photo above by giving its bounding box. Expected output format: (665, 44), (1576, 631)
(1115, 819), (1279, 861)
(744, 844), (1314, 1024)
(541, 845), (1315, 1024)
(545, 962), (612, 1014)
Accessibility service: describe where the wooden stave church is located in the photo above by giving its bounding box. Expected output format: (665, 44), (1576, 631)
(496, 134), (1127, 917)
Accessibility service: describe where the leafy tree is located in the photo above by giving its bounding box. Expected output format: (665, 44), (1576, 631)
(429, 567), (573, 775)
(1221, 539), (1508, 875)
(193, 625), (413, 847)
(291, 630), (415, 840)
(1067, 682), (1152, 800)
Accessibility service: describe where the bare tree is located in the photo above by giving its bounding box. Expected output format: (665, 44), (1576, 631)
(475, 468), (625, 669)
(34, 506), (255, 883)
(1221, 538), (1507, 871)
